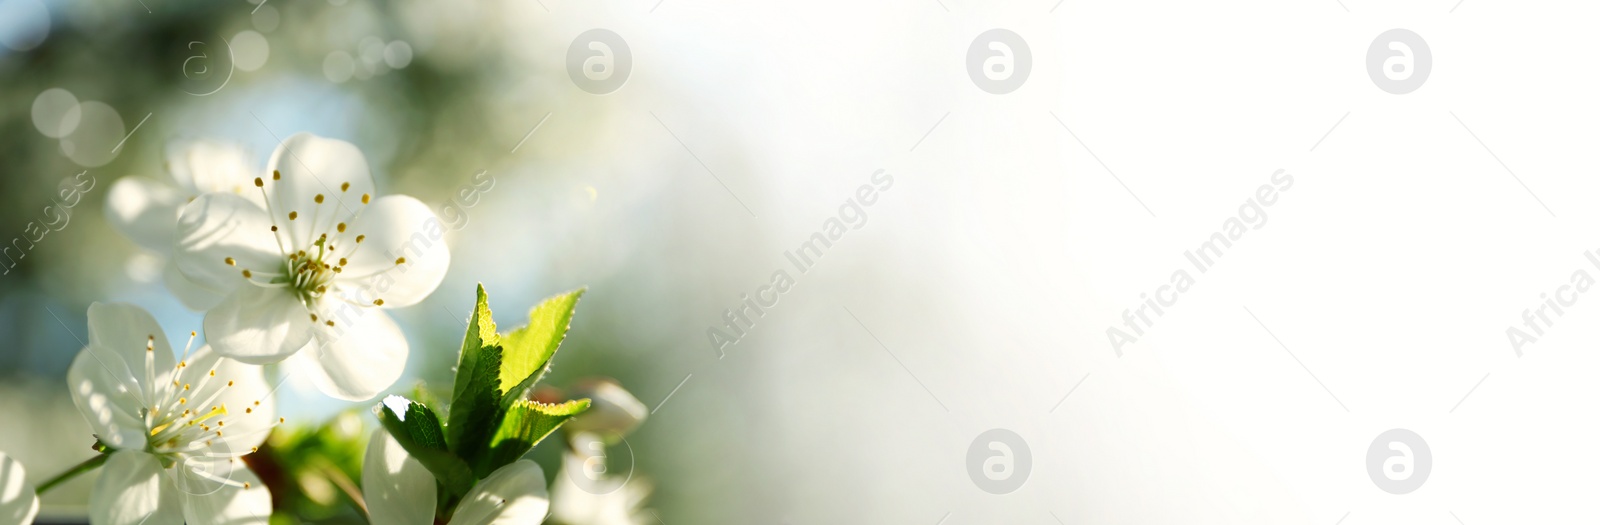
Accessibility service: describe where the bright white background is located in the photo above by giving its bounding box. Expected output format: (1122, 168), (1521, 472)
(551, 0), (1600, 523)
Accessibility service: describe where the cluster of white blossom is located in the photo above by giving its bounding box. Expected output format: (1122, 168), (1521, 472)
(2, 134), (549, 525)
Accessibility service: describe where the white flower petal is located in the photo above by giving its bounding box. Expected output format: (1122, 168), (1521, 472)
(337, 195), (450, 308)
(0, 451), (39, 525)
(361, 430), (435, 525)
(167, 140), (263, 206)
(449, 460), (550, 525)
(163, 259), (225, 311)
(204, 286), (315, 365)
(66, 349), (147, 450)
(90, 451), (183, 525)
(104, 176), (186, 253)
(88, 302), (177, 375)
(176, 345), (278, 449)
(264, 133), (375, 249)
(175, 193), (287, 293)
(178, 464), (272, 525)
(286, 308), (406, 401)
(563, 380), (648, 438)
(551, 442), (651, 525)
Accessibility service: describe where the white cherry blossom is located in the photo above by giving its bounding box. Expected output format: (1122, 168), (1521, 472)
(104, 140), (264, 310)
(66, 303), (276, 525)
(174, 132), (450, 401)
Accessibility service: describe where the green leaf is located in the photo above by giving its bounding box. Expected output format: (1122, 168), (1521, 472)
(476, 398), (590, 476)
(447, 285), (506, 461)
(376, 396), (475, 498)
(498, 288), (585, 405)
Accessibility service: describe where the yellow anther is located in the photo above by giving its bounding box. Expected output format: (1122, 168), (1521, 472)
(395, 257), (406, 265)
(314, 194), (325, 204)
(227, 380), (234, 387)
(339, 258), (348, 266)
(254, 177), (264, 187)
(288, 211), (298, 220)
(356, 235), (365, 243)
(337, 223), (346, 233)
(272, 170), (281, 180)
(242, 269), (252, 278)
(361, 194), (371, 204)
(225, 257), (235, 266)
(374, 299), (385, 306)
(340, 182), (350, 192)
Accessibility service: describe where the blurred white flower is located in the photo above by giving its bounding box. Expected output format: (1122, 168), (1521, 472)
(66, 303), (276, 525)
(104, 140), (264, 310)
(361, 430), (550, 525)
(550, 433), (651, 525)
(174, 133), (450, 401)
(562, 379), (647, 439)
(0, 451), (39, 525)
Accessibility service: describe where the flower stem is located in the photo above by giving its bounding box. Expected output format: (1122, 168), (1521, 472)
(35, 454), (109, 495)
